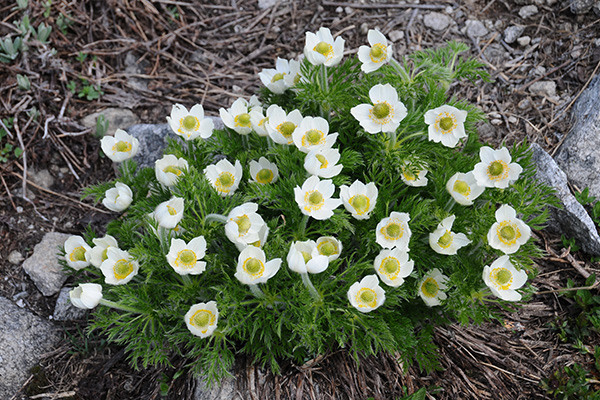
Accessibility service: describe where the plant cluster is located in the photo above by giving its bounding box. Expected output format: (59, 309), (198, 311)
(65, 27), (556, 381)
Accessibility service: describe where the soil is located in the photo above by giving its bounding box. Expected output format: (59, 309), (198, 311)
(1, 0), (600, 399)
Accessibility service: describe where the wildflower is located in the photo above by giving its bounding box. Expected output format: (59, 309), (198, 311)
(100, 129), (139, 162)
(483, 255), (528, 301)
(154, 197), (185, 229)
(88, 234), (119, 268)
(219, 98), (253, 135)
(350, 84), (407, 134)
(249, 157), (279, 184)
(446, 171), (485, 206)
(69, 283), (103, 309)
(265, 105), (304, 145)
(418, 269), (449, 307)
(401, 162), (428, 187)
(155, 154), (189, 188)
(347, 275), (386, 313)
(340, 180), (378, 220)
(185, 301), (218, 338)
(100, 247), (139, 285)
(429, 215), (471, 255)
(473, 146), (523, 189)
(373, 248), (414, 287)
(233, 222), (270, 252)
(147, 211), (186, 238)
(357, 29), (393, 73)
(316, 236), (342, 261)
(166, 104), (214, 141)
(294, 175), (342, 220)
(225, 202), (266, 247)
(102, 182), (133, 212)
(424, 105), (468, 148)
(204, 159), (243, 196)
(292, 116), (338, 154)
(166, 237), (207, 275)
(234, 246), (281, 285)
(283, 59), (302, 88)
(304, 146), (343, 178)
(304, 27), (345, 67)
(64, 235), (91, 270)
(375, 211), (411, 250)
(487, 204), (531, 254)
(250, 106), (269, 137)
(258, 57), (293, 94)
(287, 240), (329, 274)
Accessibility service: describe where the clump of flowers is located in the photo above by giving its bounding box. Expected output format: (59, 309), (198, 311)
(70, 31), (556, 382)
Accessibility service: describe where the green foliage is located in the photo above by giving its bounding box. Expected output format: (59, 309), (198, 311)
(0, 36), (22, 63)
(543, 363), (600, 399)
(575, 187), (600, 226)
(17, 74), (30, 90)
(95, 114), (109, 138)
(0, 118), (22, 163)
(67, 78), (104, 101)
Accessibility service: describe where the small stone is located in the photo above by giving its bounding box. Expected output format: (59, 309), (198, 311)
(491, 118), (503, 126)
(423, 12), (452, 32)
(16, 206), (23, 213)
(257, 0), (278, 8)
(508, 116), (518, 124)
(489, 112), (501, 119)
(519, 5), (539, 18)
(518, 98), (532, 110)
(28, 168), (54, 190)
(547, 0), (558, 4)
(504, 26), (525, 44)
(570, 0), (595, 13)
(388, 30), (404, 42)
(464, 20), (488, 38)
(344, 6), (353, 14)
(517, 36), (531, 46)
(595, 38), (600, 47)
(529, 81), (557, 98)
(81, 108), (140, 137)
(571, 46), (583, 59)
(53, 287), (88, 321)
(335, 6), (343, 13)
(232, 85), (242, 93)
(22, 232), (71, 296)
(594, 2), (600, 16)
(8, 250), (24, 265)
(360, 22), (369, 35)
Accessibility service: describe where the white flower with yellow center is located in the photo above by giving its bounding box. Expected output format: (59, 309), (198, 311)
(265, 105), (304, 145)
(185, 301), (218, 338)
(424, 105), (468, 148)
(294, 175), (342, 220)
(64, 235), (92, 270)
(304, 27), (345, 67)
(102, 182), (133, 212)
(147, 211), (185, 239)
(304, 146), (343, 178)
(483, 255), (528, 301)
(166, 237), (207, 275)
(166, 104), (214, 141)
(233, 223), (269, 252)
(204, 159), (243, 196)
(219, 98), (253, 135)
(154, 197), (184, 229)
(446, 171), (485, 206)
(284, 59), (302, 88)
(155, 154), (189, 188)
(401, 162), (429, 187)
(250, 107), (269, 137)
(292, 116), (338, 154)
(225, 202), (266, 247)
(234, 246), (281, 285)
(258, 57), (293, 94)
(373, 248), (414, 287)
(487, 205), (531, 254)
(249, 157), (278, 185)
(316, 236), (342, 261)
(428, 215), (472, 255)
(375, 211), (411, 250)
(358, 29), (393, 73)
(418, 269), (449, 307)
(350, 84), (407, 134)
(287, 240), (329, 274)
(347, 275), (386, 313)
(100, 129), (139, 163)
(473, 146), (523, 189)
(88, 234), (118, 268)
(69, 283), (103, 309)
(340, 180), (378, 220)
(100, 247), (139, 285)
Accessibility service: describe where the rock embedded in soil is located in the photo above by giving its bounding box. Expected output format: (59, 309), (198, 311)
(423, 12), (452, 32)
(519, 5), (539, 18)
(528, 80), (557, 98)
(503, 25), (525, 44)
(463, 20), (488, 38)
(53, 287), (88, 321)
(570, 0), (595, 13)
(194, 375), (241, 400)
(22, 232), (71, 297)
(82, 108), (140, 137)
(8, 250), (24, 265)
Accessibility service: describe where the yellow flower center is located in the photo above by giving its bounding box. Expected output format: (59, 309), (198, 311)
(271, 73), (285, 82)
(372, 103), (390, 119)
(216, 172), (234, 191)
(101, 248), (109, 261)
(316, 154), (328, 169)
(278, 121), (296, 138)
(349, 194), (370, 215)
(305, 129), (324, 146)
(164, 166), (182, 176)
(70, 246), (87, 262)
(243, 257), (264, 277)
(381, 257), (400, 277)
(301, 251), (312, 263)
(114, 259), (133, 280)
(304, 190), (324, 212)
(437, 231), (453, 249)
(356, 287), (377, 308)
(314, 41), (332, 56)
(235, 113), (252, 127)
(256, 168), (274, 184)
(439, 117), (454, 131)
(436, 112), (457, 134)
(370, 43), (386, 62)
(182, 115), (198, 131)
(453, 180), (470, 196)
(421, 277), (439, 298)
(382, 221), (403, 240)
(403, 169), (416, 181)
(113, 140), (131, 153)
(308, 191), (323, 205)
(488, 161), (504, 177)
(235, 215), (251, 236)
(491, 267), (514, 290)
(496, 221), (521, 245)
(317, 241), (337, 257)
(167, 205), (178, 216)
(190, 309), (214, 332)
(176, 249), (196, 268)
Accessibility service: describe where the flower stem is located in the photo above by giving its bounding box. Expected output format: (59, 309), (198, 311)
(99, 299), (144, 314)
(181, 274), (192, 286)
(320, 64), (330, 120)
(249, 284), (265, 299)
(301, 273), (321, 301)
(395, 131), (426, 147)
(205, 213), (228, 224)
(387, 130), (397, 151)
(298, 214), (310, 238)
(444, 197), (455, 212)
(390, 58), (410, 83)
(241, 134), (249, 150)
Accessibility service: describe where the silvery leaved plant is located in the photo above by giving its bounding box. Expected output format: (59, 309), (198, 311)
(68, 28), (557, 382)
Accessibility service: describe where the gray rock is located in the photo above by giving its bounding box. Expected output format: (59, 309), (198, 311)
(423, 12), (452, 32)
(594, 1), (600, 16)
(258, 0), (282, 9)
(555, 74), (600, 199)
(519, 5), (539, 18)
(0, 296), (61, 399)
(570, 0), (595, 13)
(22, 232), (71, 296)
(517, 36), (532, 46)
(194, 375), (241, 400)
(28, 168), (54, 190)
(8, 250), (24, 265)
(388, 30), (404, 42)
(124, 53), (149, 92)
(53, 287), (88, 321)
(503, 25), (525, 44)
(464, 20), (488, 38)
(529, 80), (557, 98)
(531, 143), (600, 255)
(82, 108), (140, 137)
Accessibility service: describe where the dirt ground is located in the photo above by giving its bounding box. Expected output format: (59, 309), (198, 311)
(1, 0), (600, 399)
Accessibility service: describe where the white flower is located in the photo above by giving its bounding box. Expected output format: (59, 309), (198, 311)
(102, 182), (133, 212)
(249, 157), (279, 184)
(304, 27), (345, 67)
(350, 84), (407, 134)
(166, 237), (207, 275)
(373, 248), (414, 287)
(446, 171), (485, 206)
(155, 154), (189, 187)
(69, 283), (103, 309)
(100, 247), (139, 285)
(248, 95), (262, 110)
(147, 211), (186, 238)
(283, 59), (302, 88)
(234, 246), (281, 285)
(472, 146), (523, 189)
(250, 107), (269, 136)
(87, 234), (118, 268)
(418, 268), (449, 307)
(64, 235), (91, 270)
(225, 202), (266, 247)
(304, 146), (343, 178)
(166, 104), (214, 141)
(204, 159), (243, 196)
(358, 29), (393, 73)
(375, 211), (411, 250)
(347, 274), (385, 313)
(428, 215), (471, 255)
(265, 105), (304, 145)
(185, 301), (218, 338)
(259, 57), (294, 94)
(483, 255), (528, 301)
(340, 180), (378, 220)
(233, 223), (269, 252)
(292, 116), (338, 153)
(294, 175), (342, 220)
(401, 162), (428, 187)
(154, 197), (184, 229)
(287, 240), (329, 274)
(219, 98), (253, 135)
(100, 129), (139, 162)
(316, 236), (342, 261)
(487, 205), (531, 254)
(424, 105), (468, 148)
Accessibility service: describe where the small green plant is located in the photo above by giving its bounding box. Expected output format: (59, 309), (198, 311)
(17, 74), (30, 90)
(56, 12), (73, 35)
(575, 187), (600, 225)
(543, 363), (600, 399)
(75, 51), (87, 62)
(0, 118), (23, 163)
(43, 0), (51, 18)
(561, 235), (581, 253)
(0, 36), (22, 63)
(35, 22), (52, 43)
(95, 114), (109, 138)
(15, 0), (27, 10)
(78, 80), (103, 100)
